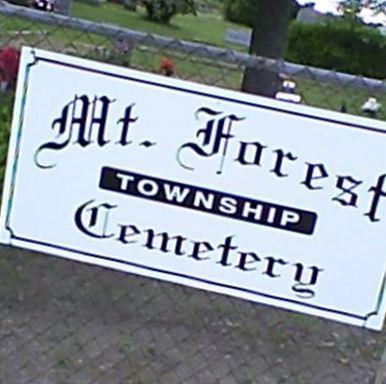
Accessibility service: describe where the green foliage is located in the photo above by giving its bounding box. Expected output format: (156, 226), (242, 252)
(196, 0), (222, 13)
(0, 92), (13, 190)
(223, 0), (258, 27)
(339, 0), (386, 14)
(140, 0), (196, 23)
(119, 330), (134, 356)
(286, 20), (386, 79)
(338, 0), (363, 28)
(223, 0), (298, 27)
(338, 0), (364, 15)
(337, 0), (386, 28)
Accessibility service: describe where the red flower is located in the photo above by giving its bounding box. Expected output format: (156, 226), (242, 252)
(0, 47), (20, 87)
(159, 56), (175, 77)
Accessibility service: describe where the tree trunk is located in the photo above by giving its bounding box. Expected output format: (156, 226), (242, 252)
(242, 0), (296, 97)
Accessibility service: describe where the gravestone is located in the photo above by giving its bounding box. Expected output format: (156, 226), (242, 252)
(225, 29), (251, 47)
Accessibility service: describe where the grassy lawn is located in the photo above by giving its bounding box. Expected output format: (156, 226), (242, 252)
(0, 1), (384, 116)
(0, 0), (385, 188)
(297, 78), (386, 118)
(72, 1), (248, 48)
(0, 2), (237, 50)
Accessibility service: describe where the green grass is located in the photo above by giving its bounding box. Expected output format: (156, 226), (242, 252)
(119, 330), (134, 357)
(1, 1), (382, 121)
(71, 1), (248, 47)
(297, 78), (386, 119)
(0, 92), (13, 188)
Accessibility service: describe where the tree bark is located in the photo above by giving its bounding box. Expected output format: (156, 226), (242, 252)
(242, 0), (297, 97)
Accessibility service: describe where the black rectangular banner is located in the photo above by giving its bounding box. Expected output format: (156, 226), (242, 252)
(99, 166), (317, 235)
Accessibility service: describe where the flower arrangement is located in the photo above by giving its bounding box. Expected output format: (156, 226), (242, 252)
(0, 47), (20, 92)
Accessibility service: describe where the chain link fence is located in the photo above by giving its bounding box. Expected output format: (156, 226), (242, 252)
(0, 2), (386, 384)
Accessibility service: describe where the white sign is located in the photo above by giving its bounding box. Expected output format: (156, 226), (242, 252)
(2, 47), (386, 330)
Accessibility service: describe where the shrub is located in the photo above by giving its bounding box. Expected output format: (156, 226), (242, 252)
(223, 0), (298, 27)
(286, 20), (386, 79)
(223, 0), (258, 27)
(141, 0), (196, 24)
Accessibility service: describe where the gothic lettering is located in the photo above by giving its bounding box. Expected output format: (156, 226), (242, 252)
(177, 107), (244, 174)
